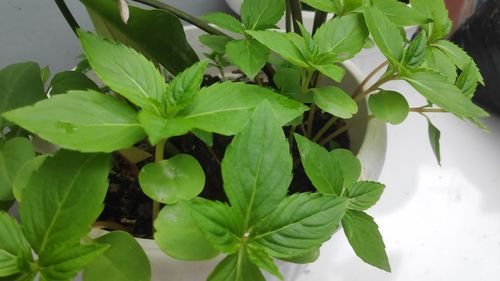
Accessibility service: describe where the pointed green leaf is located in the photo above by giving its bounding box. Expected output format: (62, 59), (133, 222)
(154, 202), (219, 261)
(373, 0), (431, 26)
(410, 0), (451, 40)
(49, 71), (100, 96)
(222, 102), (292, 228)
(13, 155), (48, 202)
(199, 35), (232, 54)
(0, 213), (33, 277)
(241, 0), (285, 30)
(20, 151), (110, 253)
(312, 64), (346, 82)
(368, 90), (409, 125)
(313, 86), (358, 119)
(247, 31), (309, 68)
(226, 39), (270, 79)
(83, 231), (150, 281)
(301, 0), (339, 13)
(342, 210), (391, 272)
(192, 129), (214, 147)
(457, 61), (479, 99)
(202, 13), (244, 33)
(3, 90), (145, 153)
(208, 253), (265, 281)
(165, 60), (208, 111)
(329, 148), (361, 188)
(41, 66), (51, 84)
(346, 181), (385, 211)
(427, 117), (441, 165)
(246, 245), (283, 280)
(139, 154), (205, 204)
(404, 31), (427, 68)
(425, 47), (457, 82)
(138, 111), (192, 145)
(0, 138), (34, 201)
(78, 31), (166, 113)
(253, 193), (348, 258)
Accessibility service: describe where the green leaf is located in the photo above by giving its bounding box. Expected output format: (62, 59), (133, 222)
(346, 181), (385, 211)
(78, 31), (166, 114)
(199, 35), (232, 54)
(247, 31), (309, 68)
(83, 231), (150, 281)
(404, 31), (427, 68)
(368, 90), (409, 125)
(253, 193), (348, 258)
(139, 154), (205, 204)
(241, 0), (285, 30)
(273, 68), (301, 100)
(425, 47), (457, 82)
(313, 14), (368, 61)
(202, 13), (244, 33)
(329, 149), (361, 188)
(456, 61), (479, 99)
(312, 64), (346, 82)
(189, 199), (243, 254)
(118, 146), (152, 164)
(49, 71), (100, 96)
(0, 212), (33, 277)
(13, 155), (48, 202)
(0, 62), (45, 129)
(41, 66), (51, 84)
(226, 39), (270, 79)
(39, 243), (109, 281)
(208, 253), (265, 281)
(0, 138), (34, 201)
(138, 111), (192, 145)
(246, 245), (283, 280)
(154, 202), (219, 260)
(342, 210), (391, 272)
(372, 0), (431, 26)
(427, 117), (441, 165)
(295, 134), (343, 195)
(313, 86), (358, 119)
(402, 70), (488, 118)
(301, 0), (339, 13)
(277, 248), (320, 264)
(3, 90), (145, 153)
(81, 0), (198, 75)
(20, 151), (110, 253)
(363, 4), (404, 62)
(410, 0), (451, 40)
(192, 129), (214, 147)
(165, 60), (208, 111)
(222, 102), (292, 228)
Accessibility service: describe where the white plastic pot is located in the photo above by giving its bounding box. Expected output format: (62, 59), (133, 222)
(130, 21), (388, 281)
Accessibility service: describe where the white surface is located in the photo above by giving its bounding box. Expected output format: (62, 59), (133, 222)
(296, 44), (500, 281)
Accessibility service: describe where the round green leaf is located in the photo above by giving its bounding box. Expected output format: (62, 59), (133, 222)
(83, 231), (151, 281)
(329, 149), (361, 187)
(313, 86), (358, 119)
(154, 202), (219, 260)
(139, 154), (205, 204)
(368, 90), (409, 125)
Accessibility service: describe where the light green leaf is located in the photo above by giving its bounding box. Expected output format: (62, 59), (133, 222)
(49, 71), (100, 96)
(3, 90), (145, 153)
(363, 4), (404, 62)
(425, 47), (457, 82)
(84, 231), (150, 281)
(313, 14), (368, 61)
(0, 62), (45, 129)
(402, 70), (488, 118)
(202, 13), (244, 33)
(165, 60), (208, 111)
(404, 31), (427, 68)
(199, 35), (232, 54)
(139, 154), (205, 204)
(456, 61), (479, 99)
(0, 212), (33, 277)
(208, 253), (265, 281)
(410, 0), (451, 40)
(138, 111), (192, 145)
(372, 0), (431, 26)
(295, 134), (343, 195)
(189, 199), (243, 254)
(301, 0), (339, 13)
(0, 138), (34, 201)
(427, 117), (441, 166)
(20, 151), (110, 253)
(241, 0), (285, 30)
(13, 155), (48, 202)
(329, 149), (361, 188)
(253, 193), (348, 258)
(312, 64), (346, 82)
(246, 245), (283, 280)
(277, 248), (320, 264)
(81, 0), (198, 75)
(222, 102), (292, 228)
(247, 31), (309, 68)
(78, 31), (166, 114)
(226, 39), (270, 79)
(342, 210), (391, 272)
(346, 181), (385, 211)
(117, 146), (152, 164)
(154, 202), (219, 260)
(313, 86), (358, 119)
(368, 90), (409, 125)
(39, 243), (109, 281)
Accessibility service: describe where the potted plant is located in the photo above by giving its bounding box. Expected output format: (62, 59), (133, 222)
(0, 0), (487, 280)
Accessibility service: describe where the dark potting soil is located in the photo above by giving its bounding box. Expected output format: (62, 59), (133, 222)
(96, 75), (350, 238)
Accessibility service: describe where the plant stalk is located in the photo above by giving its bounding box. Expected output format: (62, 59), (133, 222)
(319, 115), (374, 146)
(352, 61), (389, 102)
(152, 139), (167, 223)
(54, 0), (80, 36)
(410, 108), (447, 113)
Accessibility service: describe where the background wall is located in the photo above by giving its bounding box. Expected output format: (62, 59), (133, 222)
(0, 0), (230, 73)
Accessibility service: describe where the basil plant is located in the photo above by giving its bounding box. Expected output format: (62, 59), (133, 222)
(0, 0), (487, 280)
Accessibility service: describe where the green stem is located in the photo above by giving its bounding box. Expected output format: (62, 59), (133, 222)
(312, 116), (338, 142)
(152, 139), (167, 222)
(410, 108), (447, 113)
(54, 0), (80, 36)
(319, 115), (374, 146)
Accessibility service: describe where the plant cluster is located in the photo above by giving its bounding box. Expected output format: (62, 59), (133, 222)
(0, 0), (487, 280)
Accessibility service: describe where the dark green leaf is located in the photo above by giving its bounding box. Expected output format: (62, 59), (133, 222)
(427, 117), (441, 165)
(273, 68), (301, 100)
(20, 151), (110, 253)
(222, 102), (292, 228)
(0, 212), (33, 277)
(165, 60), (208, 111)
(192, 129), (214, 147)
(0, 62), (45, 129)
(49, 71), (100, 96)
(404, 31), (427, 68)
(342, 210), (390, 272)
(202, 13), (244, 33)
(346, 181), (385, 211)
(0, 138), (34, 201)
(40, 66), (51, 84)
(253, 193), (348, 258)
(84, 231), (150, 281)
(3, 90), (145, 153)
(154, 202), (219, 261)
(139, 154), (205, 204)
(313, 86), (358, 119)
(247, 31), (309, 68)
(368, 90), (409, 125)
(199, 35), (232, 54)
(241, 0), (285, 30)
(81, 0), (198, 74)
(208, 253), (265, 281)
(226, 39), (270, 78)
